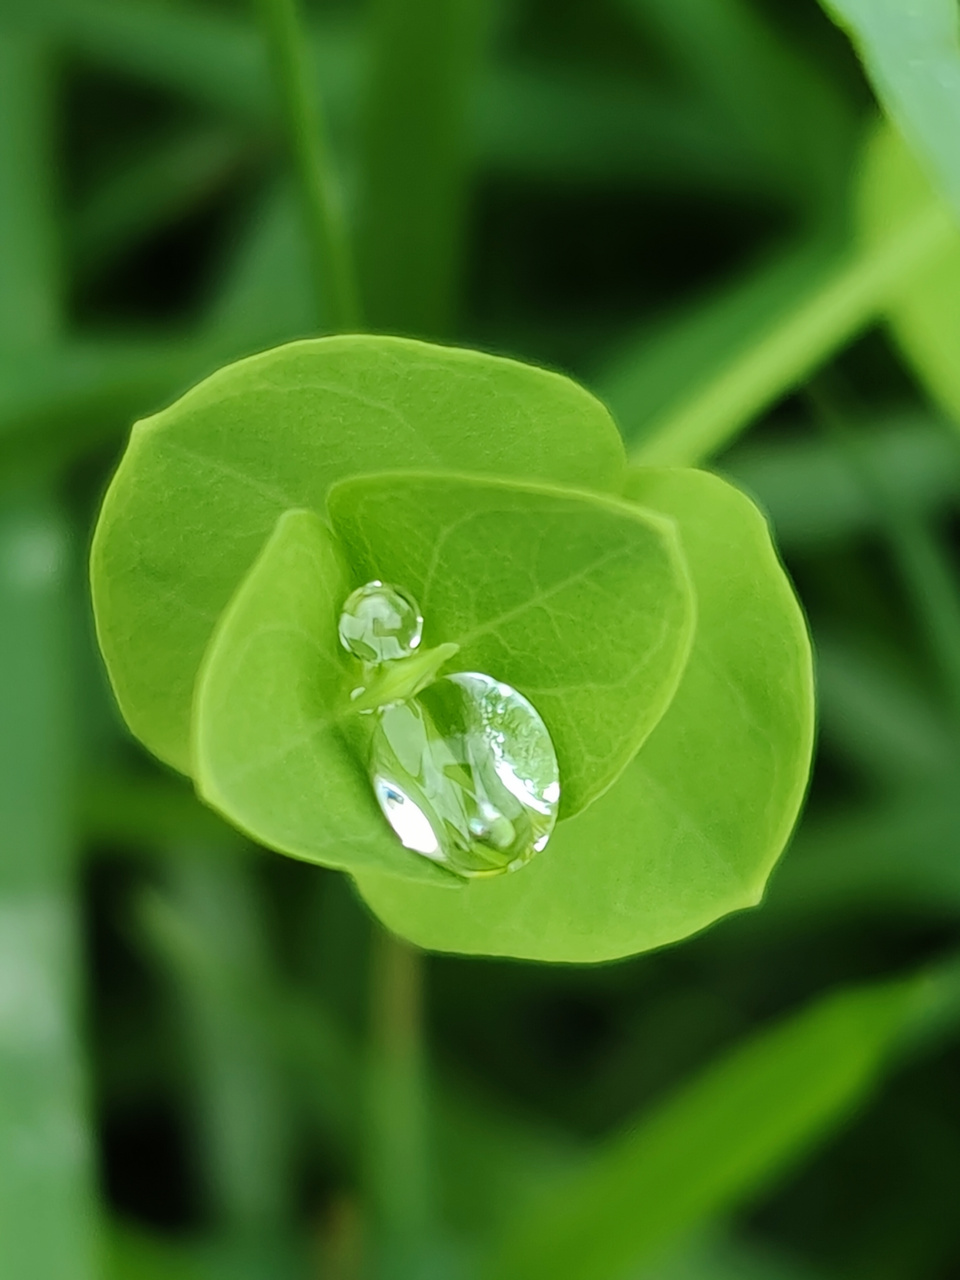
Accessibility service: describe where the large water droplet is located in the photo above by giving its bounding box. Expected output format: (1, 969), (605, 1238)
(338, 581), (423, 664)
(370, 672), (560, 878)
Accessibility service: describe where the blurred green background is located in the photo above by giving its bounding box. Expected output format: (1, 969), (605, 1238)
(3, 1), (960, 1278)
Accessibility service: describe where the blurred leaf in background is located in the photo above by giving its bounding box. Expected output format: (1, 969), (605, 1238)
(3, 1), (960, 1279)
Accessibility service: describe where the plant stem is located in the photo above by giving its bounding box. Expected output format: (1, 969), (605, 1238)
(810, 379), (960, 726)
(0, 35), (60, 351)
(366, 928), (432, 1280)
(629, 200), (957, 468)
(256, 0), (360, 331)
(357, 0), (486, 336)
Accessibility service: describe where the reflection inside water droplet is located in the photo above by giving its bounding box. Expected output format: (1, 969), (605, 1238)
(338, 581), (423, 664)
(370, 672), (560, 878)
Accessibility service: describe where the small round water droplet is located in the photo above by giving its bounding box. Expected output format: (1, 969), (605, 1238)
(370, 672), (560, 878)
(338, 581), (423, 664)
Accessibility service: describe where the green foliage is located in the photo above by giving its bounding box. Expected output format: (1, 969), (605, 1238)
(91, 335), (623, 775)
(193, 508), (456, 885)
(357, 0), (486, 334)
(820, 0), (960, 214)
(91, 331), (811, 959)
(0, 489), (100, 1280)
(356, 467), (813, 961)
(10, 0), (960, 1275)
(484, 972), (938, 1280)
(623, 0), (855, 220)
(859, 123), (960, 427)
(329, 471), (695, 816)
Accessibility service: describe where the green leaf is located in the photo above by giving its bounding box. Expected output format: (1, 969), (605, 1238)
(858, 122), (960, 426)
(193, 508), (456, 885)
(328, 471), (695, 817)
(355, 468), (813, 961)
(90, 335), (625, 773)
(820, 0), (960, 216)
(482, 972), (936, 1280)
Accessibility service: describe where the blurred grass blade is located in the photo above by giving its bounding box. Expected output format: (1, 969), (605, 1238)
(621, 0), (854, 219)
(618, 198), (955, 465)
(814, 631), (957, 787)
(73, 129), (252, 280)
(0, 339), (217, 473)
(0, 486), (100, 1278)
(138, 871), (360, 1157)
(599, 236), (838, 444)
(483, 970), (956, 1280)
(634, 1229), (829, 1280)
(256, 0), (359, 330)
(106, 1222), (307, 1280)
(8, 0), (271, 121)
(366, 933), (433, 1280)
(202, 183), (316, 354)
(80, 773), (235, 851)
(0, 35), (59, 350)
(811, 381), (960, 721)
(722, 411), (960, 548)
(0, 34), (99, 1272)
(144, 856), (293, 1233)
(765, 790), (960, 924)
(14, 0), (789, 198)
(474, 68), (767, 194)
(138, 876), (576, 1236)
(857, 124), (960, 438)
(357, 0), (486, 334)
(820, 0), (960, 214)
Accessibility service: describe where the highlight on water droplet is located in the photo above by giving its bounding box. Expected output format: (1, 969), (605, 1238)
(338, 580), (423, 664)
(370, 672), (560, 878)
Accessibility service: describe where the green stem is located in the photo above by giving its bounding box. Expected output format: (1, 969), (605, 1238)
(366, 928), (432, 1280)
(811, 379), (960, 726)
(629, 201), (957, 468)
(357, 0), (485, 336)
(348, 642), (460, 713)
(0, 35), (59, 351)
(256, 0), (360, 330)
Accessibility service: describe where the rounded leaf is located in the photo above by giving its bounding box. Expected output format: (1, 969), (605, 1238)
(328, 472), (695, 816)
(355, 469), (814, 962)
(91, 336), (625, 772)
(192, 508), (459, 886)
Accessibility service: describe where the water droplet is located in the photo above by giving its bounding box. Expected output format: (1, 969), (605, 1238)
(338, 581), (423, 664)
(370, 672), (560, 878)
